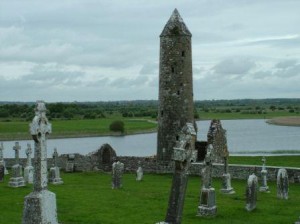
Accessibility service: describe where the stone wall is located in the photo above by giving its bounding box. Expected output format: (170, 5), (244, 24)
(4, 155), (300, 182)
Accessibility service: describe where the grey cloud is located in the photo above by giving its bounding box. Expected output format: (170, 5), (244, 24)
(213, 58), (256, 76)
(139, 62), (158, 75)
(275, 59), (298, 69)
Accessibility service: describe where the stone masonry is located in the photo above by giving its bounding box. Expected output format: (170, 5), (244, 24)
(157, 8), (195, 161)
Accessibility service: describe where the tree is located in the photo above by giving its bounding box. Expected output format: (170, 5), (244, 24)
(109, 120), (125, 133)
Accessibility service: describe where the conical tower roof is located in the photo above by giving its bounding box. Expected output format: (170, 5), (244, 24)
(160, 9), (192, 37)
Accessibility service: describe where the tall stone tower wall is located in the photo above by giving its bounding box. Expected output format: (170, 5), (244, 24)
(157, 9), (195, 161)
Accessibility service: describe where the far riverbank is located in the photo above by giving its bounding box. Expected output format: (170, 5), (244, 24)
(266, 116), (300, 127)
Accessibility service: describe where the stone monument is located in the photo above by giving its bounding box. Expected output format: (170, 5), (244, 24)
(24, 143), (34, 184)
(136, 161), (143, 181)
(8, 142), (25, 187)
(0, 142), (9, 175)
(163, 123), (196, 224)
(259, 157), (269, 192)
(245, 173), (258, 212)
(49, 148), (63, 185)
(22, 101), (59, 224)
(197, 144), (217, 216)
(112, 159), (124, 189)
(157, 8), (196, 162)
(277, 168), (289, 200)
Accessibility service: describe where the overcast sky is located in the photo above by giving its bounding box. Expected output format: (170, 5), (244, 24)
(0, 0), (299, 102)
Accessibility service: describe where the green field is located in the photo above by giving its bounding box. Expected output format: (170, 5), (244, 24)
(0, 172), (299, 224)
(0, 118), (157, 140)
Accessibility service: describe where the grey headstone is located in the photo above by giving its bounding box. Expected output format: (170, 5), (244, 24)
(24, 143), (34, 184)
(112, 160), (124, 189)
(277, 168), (289, 199)
(136, 161), (143, 181)
(245, 173), (258, 212)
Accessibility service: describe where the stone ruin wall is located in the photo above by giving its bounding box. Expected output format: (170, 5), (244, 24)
(4, 155), (300, 183)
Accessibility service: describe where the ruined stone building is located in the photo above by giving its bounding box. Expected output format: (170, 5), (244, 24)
(157, 9), (195, 161)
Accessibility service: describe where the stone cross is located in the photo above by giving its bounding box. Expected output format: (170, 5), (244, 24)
(259, 156), (269, 192)
(13, 142), (21, 164)
(25, 144), (32, 167)
(164, 123), (196, 224)
(53, 148), (58, 167)
(23, 100), (58, 224)
(202, 144), (213, 189)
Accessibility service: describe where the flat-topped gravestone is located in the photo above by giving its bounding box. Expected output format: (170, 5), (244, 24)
(245, 173), (258, 212)
(136, 161), (143, 181)
(65, 154), (75, 172)
(8, 142), (25, 187)
(259, 157), (269, 192)
(198, 144), (217, 217)
(22, 101), (58, 224)
(277, 168), (289, 200)
(49, 148), (63, 185)
(112, 160), (124, 189)
(24, 143), (34, 184)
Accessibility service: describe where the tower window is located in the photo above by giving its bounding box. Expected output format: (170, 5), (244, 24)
(171, 66), (175, 73)
(181, 51), (185, 57)
(176, 135), (179, 141)
(161, 110), (164, 117)
(177, 90), (180, 95)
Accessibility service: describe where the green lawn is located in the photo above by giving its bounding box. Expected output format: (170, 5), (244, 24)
(0, 172), (299, 224)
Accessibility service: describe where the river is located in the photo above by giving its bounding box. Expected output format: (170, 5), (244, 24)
(1, 119), (300, 158)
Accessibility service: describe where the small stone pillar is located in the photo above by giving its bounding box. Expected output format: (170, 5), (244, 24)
(8, 142), (25, 187)
(259, 157), (269, 192)
(220, 156), (235, 194)
(49, 148), (63, 185)
(136, 161), (143, 181)
(197, 144), (217, 217)
(245, 173), (258, 212)
(163, 123), (196, 224)
(112, 159), (124, 189)
(24, 143), (34, 184)
(277, 168), (289, 200)
(22, 101), (59, 224)
(65, 154), (75, 172)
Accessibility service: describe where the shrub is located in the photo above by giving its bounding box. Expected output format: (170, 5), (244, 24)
(109, 120), (125, 133)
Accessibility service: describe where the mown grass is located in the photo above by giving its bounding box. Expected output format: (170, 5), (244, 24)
(229, 156), (300, 168)
(0, 172), (299, 224)
(0, 118), (157, 140)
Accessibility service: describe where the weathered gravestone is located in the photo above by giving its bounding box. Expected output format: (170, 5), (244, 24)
(245, 173), (258, 212)
(277, 168), (289, 200)
(8, 142), (25, 187)
(259, 157), (269, 192)
(49, 148), (63, 185)
(0, 142), (5, 182)
(0, 143), (8, 175)
(65, 154), (75, 172)
(197, 144), (217, 216)
(112, 159), (124, 189)
(24, 143), (34, 184)
(162, 123), (196, 224)
(136, 161), (143, 181)
(22, 101), (59, 224)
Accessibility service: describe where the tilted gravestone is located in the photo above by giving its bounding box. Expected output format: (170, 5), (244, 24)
(49, 148), (63, 185)
(112, 160), (124, 189)
(8, 142), (25, 187)
(22, 101), (59, 224)
(136, 161), (143, 181)
(245, 173), (258, 212)
(24, 143), (34, 184)
(163, 123), (196, 224)
(259, 157), (269, 192)
(197, 144), (217, 216)
(277, 168), (289, 200)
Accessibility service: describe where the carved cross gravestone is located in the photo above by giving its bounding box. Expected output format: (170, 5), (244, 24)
(259, 157), (269, 192)
(24, 143), (34, 184)
(49, 148), (63, 185)
(8, 142), (25, 187)
(245, 173), (258, 211)
(162, 123), (196, 224)
(136, 161), (143, 181)
(22, 101), (59, 224)
(277, 168), (289, 200)
(197, 144), (217, 216)
(112, 159), (124, 189)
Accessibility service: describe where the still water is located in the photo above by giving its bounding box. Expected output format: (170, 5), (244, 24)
(2, 119), (300, 158)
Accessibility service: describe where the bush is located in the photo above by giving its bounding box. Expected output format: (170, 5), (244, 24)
(109, 120), (125, 133)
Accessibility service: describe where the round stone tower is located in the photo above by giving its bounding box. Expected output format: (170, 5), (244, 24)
(157, 9), (195, 161)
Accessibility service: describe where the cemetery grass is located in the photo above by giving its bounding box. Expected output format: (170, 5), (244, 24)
(1, 172), (300, 224)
